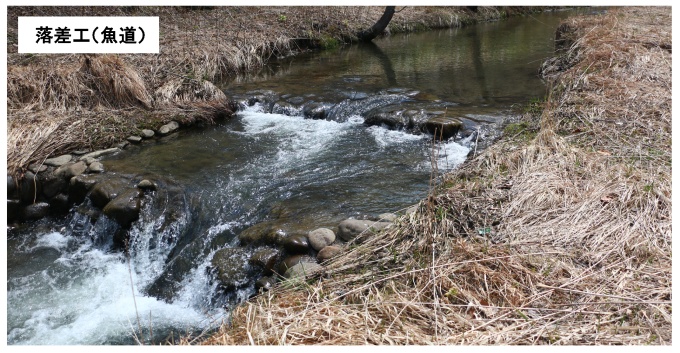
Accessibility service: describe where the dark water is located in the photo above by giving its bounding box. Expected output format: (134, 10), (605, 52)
(7, 10), (577, 345)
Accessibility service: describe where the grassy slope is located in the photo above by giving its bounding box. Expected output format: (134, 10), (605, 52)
(199, 7), (671, 345)
(7, 6), (540, 176)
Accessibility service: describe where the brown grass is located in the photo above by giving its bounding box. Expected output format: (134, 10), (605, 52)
(199, 7), (671, 345)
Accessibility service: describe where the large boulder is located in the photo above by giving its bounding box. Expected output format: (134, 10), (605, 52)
(337, 219), (392, 242)
(308, 228), (336, 251)
(210, 247), (254, 290)
(302, 102), (328, 120)
(102, 188), (142, 227)
(89, 177), (130, 208)
(39, 170), (66, 199)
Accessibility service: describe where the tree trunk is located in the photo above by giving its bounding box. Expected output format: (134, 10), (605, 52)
(357, 6), (396, 42)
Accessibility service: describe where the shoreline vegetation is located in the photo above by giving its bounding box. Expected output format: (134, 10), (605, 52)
(7, 5), (546, 177)
(6, 6), (671, 345)
(197, 7), (671, 345)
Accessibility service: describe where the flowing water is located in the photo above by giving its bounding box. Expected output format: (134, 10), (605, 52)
(7, 10), (581, 345)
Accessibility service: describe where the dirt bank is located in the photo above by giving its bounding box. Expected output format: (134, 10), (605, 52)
(199, 7), (671, 345)
(7, 6), (546, 177)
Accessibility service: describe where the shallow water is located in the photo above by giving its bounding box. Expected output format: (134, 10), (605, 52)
(7, 10), (578, 345)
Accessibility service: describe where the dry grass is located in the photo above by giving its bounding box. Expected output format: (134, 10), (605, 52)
(200, 7), (671, 345)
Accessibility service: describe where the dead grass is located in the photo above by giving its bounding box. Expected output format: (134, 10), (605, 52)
(200, 7), (671, 345)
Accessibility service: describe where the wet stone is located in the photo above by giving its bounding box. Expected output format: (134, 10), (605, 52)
(23, 202), (51, 220)
(103, 189), (142, 228)
(88, 162), (104, 173)
(137, 179), (156, 190)
(210, 247), (254, 290)
(48, 193), (70, 215)
(277, 255), (315, 276)
(255, 276), (277, 291)
(69, 174), (105, 204)
(20, 171), (41, 204)
(89, 177), (130, 209)
(282, 234), (310, 254)
(7, 199), (22, 223)
(249, 248), (280, 275)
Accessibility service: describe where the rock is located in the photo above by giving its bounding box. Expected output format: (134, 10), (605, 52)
(116, 142), (130, 149)
(210, 247), (253, 290)
(23, 202), (51, 220)
(43, 154), (73, 167)
(282, 234), (310, 254)
(238, 222), (284, 246)
(308, 228), (336, 251)
(88, 162), (104, 173)
(277, 255), (315, 276)
(8, 175), (18, 199)
(72, 150), (90, 156)
(378, 213), (398, 222)
(249, 248), (279, 275)
(81, 156), (97, 165)
(28, 163), (48, 173)
(337, 219), (392, 242)
(127, 135), (143, 143)
(55, 161), (88, 179)
(39, 171), (67, 199)
(255, 276), (277, 291)
(317, 245), (342, 263)
(272, 100), (299, 115)
(48, 193), (70, 215)
(364, 109), (411, 129)
(158, 121), (180, 136)
(89, 177), (130, 209)
(284, 261), (323, 280)
(422, 116), (464, 140)
(103, 188), (142, 227)
(302, 102), (328, 120)
(69, 174), (105, 204)
(19, 171), (41, 204)
(7, 199), (22, 223)
(141, 129), (155, 138)
(137, 179), (156, 190)
(79, 148), (120, 161)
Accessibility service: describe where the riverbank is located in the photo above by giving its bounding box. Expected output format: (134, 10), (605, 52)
(7, 6), (547, 177)
(199, 7), (671, 345)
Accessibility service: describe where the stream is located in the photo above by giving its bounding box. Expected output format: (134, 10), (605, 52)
(7, 10), (579, 345)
